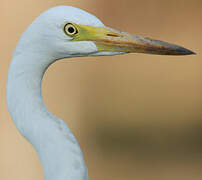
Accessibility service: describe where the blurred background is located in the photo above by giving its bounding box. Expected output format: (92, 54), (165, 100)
(1, 0), (202, 179)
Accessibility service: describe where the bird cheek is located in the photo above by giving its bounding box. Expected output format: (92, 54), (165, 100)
(64, 41), (98, 55)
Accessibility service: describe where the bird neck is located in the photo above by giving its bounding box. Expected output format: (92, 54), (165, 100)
(7, 51), (88, 180)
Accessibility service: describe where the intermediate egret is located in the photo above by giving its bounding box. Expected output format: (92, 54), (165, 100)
(7, 6), (195, 180)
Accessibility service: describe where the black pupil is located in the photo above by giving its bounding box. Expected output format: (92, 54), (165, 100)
(68, 26), (75, 34)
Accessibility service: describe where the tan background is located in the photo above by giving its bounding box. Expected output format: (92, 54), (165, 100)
(1, 0), (202, 179)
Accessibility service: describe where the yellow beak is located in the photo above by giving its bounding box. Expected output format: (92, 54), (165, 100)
(72, 24), (195, 55)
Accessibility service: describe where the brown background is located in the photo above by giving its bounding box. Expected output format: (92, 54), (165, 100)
(1, 0), (202, 179)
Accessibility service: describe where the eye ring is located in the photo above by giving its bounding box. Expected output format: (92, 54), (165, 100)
(64, 23), (78, 36)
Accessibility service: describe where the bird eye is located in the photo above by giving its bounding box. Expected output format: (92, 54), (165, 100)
(64, 23), (78, 36)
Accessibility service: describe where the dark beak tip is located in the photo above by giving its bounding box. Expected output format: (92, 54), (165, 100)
(184, 49), (196, 55)
(191, 51), (197, 55)
(175, 46), (196, 56)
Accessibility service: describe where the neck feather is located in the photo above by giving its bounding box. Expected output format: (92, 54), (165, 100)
(7, 51), (88, 180)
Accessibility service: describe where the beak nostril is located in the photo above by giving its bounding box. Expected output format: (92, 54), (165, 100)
(106, 33), (120, 37)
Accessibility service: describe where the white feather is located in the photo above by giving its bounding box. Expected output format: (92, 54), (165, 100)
(7, 6), (113, 180)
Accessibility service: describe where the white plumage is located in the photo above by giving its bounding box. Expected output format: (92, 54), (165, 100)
(7, 6), (194, 180)
(7, 6), (102, 180)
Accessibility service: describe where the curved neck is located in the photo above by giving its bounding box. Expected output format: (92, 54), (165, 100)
(7, 52), (88, 180)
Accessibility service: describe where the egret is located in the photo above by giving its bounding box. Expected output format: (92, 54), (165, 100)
(7, 6), (195, 180)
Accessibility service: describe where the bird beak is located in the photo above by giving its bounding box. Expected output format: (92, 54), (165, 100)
(73, 24), (195, 55)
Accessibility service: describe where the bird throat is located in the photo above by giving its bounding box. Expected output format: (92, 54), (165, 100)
(7, 52), (88, 180)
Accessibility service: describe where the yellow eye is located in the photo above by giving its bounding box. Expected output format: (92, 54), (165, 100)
(64, 23), (78, 36)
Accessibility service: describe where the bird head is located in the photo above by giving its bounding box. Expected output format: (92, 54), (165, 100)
(16, 6), (195, 59)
